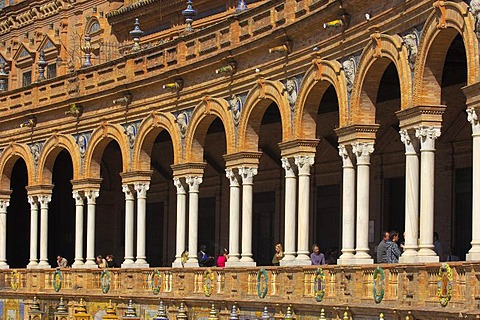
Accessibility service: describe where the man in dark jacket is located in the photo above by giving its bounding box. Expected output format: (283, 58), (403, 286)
(376, 231), (390, 263)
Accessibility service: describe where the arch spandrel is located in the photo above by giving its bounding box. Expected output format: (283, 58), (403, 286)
(350, 33), (413, 125)
(133, 112), (180, 171)
(414, 1), (479, 106)
(37, 134), (81, 184)
(83, 122), (130, 178)
(237, 79), (291, 151)
(294, 59), (348, 139)
(183, 96), (235, 163)
(0, 142), (35, 189)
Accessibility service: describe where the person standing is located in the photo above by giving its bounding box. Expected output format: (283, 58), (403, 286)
(272, 243), (284, 266)
(386, 230), (402, 263)
(56, 255), (68, 268)
(310, 244), (326, 265)
(96, 255), (107, 268)
(216, 248), (229, 267)
(376, 231), (390, 263)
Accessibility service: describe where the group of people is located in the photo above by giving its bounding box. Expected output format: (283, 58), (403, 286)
(377, 230), (446, 263)
(56, 254), (115, 268)
(272, 243), (337, 266)
(180, 245), (230, 267)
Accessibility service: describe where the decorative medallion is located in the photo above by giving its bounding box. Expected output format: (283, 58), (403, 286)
(100, 269), (111, 294)
(437, 263), (453, 307)
(203, 268), (215, 297)
(10, 269), (19, 291)
(256, 268), (268, 299)
(151, 269), (162, 295)
(53, 268), (63, 292)
(373, 267), (385, 303)
(314, 268), (326, 302)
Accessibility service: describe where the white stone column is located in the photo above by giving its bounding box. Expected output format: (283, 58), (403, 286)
(294, 155), (314, 264)
(399, 130), (420, 263)
(134, 182), (149, 267)
(467, 108), (480, 260)
(280, 157), (297, 265)
(352, 142), (374, 263)
(0, 199), (9, 269)
(72, 191), (85, 268)
(225, 169), (241, 265)
(27, 196), (38, 268)
(85, 190), (99, 266)
(238, 166), (257, 266)
(185, 176), (202, 267)
(121, 185), (135, 267)
(416, 126), (441, 262)
(37, 195), (51, 268)
(337, 145), (356, 264)
(172, 178), (187, 267)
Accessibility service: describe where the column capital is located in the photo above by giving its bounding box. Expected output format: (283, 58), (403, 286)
(173, 177), (186, 194)
(134, 182), (150, 198)
(27, 195), (38, 207)
(38, 195), (51, 208)
(415, 126), (441, 151)
(338, 144), (354, 168)
(238, 166), (258, 184)
(399, 129), (419, 155)
(0, 199), (9, 212)
(352, 142), (374, 165)
(72, 191), (85, 206)
(85, 189), (100, 204)
(294, 155), (314, 175)
(467, 107), (480, 136)
(225, 169), (240, 187)
(281, 157), (296, 178)
(122, 184), (135, 200)
(186, 175), (203, 192)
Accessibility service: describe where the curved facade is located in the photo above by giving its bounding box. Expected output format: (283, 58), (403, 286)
(0, 0), (478, 272)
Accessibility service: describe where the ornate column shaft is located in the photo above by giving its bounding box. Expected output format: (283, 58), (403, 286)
(185, 176), (202, 267)
(280, 157), (297, 264)
(399, 130), (420, 263)
(38, 195), (52, 268)
(416, 126), (440, 262)
(467, 108), (480, 260)
(72, 191), (85, 267)
(135, 182), (150, 267)
(0, 199), (9, 269)
(122, 185), (135, 267)
(238, 166), (257, 265)
(294, 155), (314, 264)
(352, 142), (374, 263)
(337, 145), (356, 264)
(27, 196), (39, 268)
(85, 190), (99, 266)
(172, 178), (187, 267)
(225, 169), (241, 265)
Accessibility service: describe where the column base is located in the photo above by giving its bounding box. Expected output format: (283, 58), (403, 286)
(399, 255), (419, 263)
(27, 261), (38, 269)
(184, 261), (199, 267)
(282, 253), (296, 262)
(121, 261), (135, 268)
(226, 261), (256, 267)
(133, 261), (150, 268)
(338, 251), (355, 261)
(466, 252), (480, 261)
(417, 255), (439, 263)
(337, 258), (358, 265)
(281, 259), (310, 266)
(172, 258), (184, 268)
(84, 259), (97, 267)
(227, 254), (240, 263)
(0, 263), (9, 269)
(71, 260), (85, 268)
(36, 262), (51, 269)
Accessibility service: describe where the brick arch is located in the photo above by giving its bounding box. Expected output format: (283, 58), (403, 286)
(350, 33), (412, 125)
(237, 79), (291, 151)
(132, 112), (180, 171)
(294, 59), (348, 139)
(414, 1), (479, 105)
(0, 142), (35, 189)
(37, 134), (82, 184)
(183, 96), (235, 163)
(83, 122), (130, 178)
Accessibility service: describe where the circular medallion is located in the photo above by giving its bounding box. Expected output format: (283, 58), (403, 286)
(10, 269), (19, 291)
(314, 268), (326, 302)
(100, 269), (111, 294)
(256, 268), (268, 299)
(151, 269), (162, 295)
(437, 263), (453, 307)
(373, 267), (385, 304)
(203, 268), (215, 297)
(53, 268), (63, 292)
